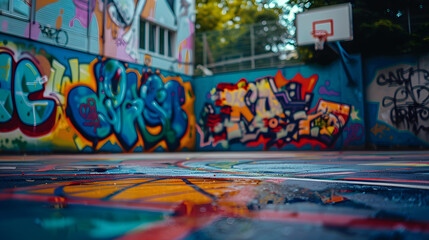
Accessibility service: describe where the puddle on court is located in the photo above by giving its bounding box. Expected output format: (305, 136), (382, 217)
(1, 176), (428, 239)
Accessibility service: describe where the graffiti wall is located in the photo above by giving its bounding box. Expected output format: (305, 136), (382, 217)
(0, 0), (195, 75)
(101, 0), (195, 75)
(194, 57), (365, 151)
(0, 34), (195, 153)
(365, 54), (429, 148)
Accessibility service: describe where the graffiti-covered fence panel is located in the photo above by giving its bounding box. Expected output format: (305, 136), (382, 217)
(194, 58), (365, 151)
(0, 35), (195, 153)
(365, 55), (429, 148)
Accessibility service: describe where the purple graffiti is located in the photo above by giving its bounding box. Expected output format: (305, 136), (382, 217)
(344, 123), (364, 146)
(115, 38), (127, 46)
(319, 81), (339, 96)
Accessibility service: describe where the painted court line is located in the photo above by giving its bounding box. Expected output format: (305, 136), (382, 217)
(294, 171), (355, 177)
(261, 176), (429, 190)
(342, 177), (429, 184)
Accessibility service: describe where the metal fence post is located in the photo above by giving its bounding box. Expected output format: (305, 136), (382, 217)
(250, 24), (255, 69)
(203, 33), (207, 67)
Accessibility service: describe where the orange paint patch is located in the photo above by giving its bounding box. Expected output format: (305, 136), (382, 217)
(274, 70), (318, 99)
(146, 125), (163, 135)
(36, 0), (60, 11)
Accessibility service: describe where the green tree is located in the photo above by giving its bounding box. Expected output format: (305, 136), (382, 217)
(196, 0), (286, 32)
(195, 0), (295, 70)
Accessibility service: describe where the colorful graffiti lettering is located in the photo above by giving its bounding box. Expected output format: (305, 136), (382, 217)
(198, 70), (351, 149)
(0, 39), (194, 153)
(66, 59), (194, 151)
(0, 47), (57, 137)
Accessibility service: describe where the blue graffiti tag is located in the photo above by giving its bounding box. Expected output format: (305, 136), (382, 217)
(66, 59), (188, 151)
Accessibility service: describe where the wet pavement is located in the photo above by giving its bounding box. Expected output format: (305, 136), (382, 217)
(0, 151), (429, 239)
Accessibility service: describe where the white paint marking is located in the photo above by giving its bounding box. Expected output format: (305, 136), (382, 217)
(258, 176), (429, 190)
(0, 166), (17, 170)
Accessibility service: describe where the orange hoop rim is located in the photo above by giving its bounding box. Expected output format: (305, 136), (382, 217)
(312, 30), (329, 40)
(312, 30), (328, 50)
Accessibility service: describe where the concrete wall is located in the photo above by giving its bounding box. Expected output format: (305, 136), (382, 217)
(365, 54), (429, 148)
(194, 55), (366, 151)
(0, 34), (196, 153)
(1, 29), (428, 153)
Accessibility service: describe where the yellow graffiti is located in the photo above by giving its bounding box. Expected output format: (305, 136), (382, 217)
(0, 61), (10, 80)
(350, 106), (360, 121)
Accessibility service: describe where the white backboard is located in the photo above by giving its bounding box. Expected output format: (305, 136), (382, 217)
(296, 3), (353, 46)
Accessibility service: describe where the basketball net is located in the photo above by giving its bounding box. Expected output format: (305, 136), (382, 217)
(313, 30), (328, 51)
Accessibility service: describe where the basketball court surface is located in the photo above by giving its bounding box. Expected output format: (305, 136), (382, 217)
(0, 151), (428, 239)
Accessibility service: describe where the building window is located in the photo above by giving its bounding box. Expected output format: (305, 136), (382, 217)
(139, 20), (176, 58)
(139, 19), (146, 49)
(0, 0), (30, 18)
(149, 22), (155, 52)
(159, 28), (165, 55)
(167, 30), (174, 57)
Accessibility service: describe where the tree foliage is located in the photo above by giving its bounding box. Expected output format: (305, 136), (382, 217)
(195, 0), (295, 69)
(196, 0), (286, 32)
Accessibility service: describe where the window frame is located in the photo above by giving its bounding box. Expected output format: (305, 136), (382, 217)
(0, 0), (31, 21)
(139, 19), (176, 59)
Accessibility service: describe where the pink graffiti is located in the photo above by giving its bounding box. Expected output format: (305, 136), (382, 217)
(69, 0), (96, 28)
(2, 20), (7, 32)
(178, 19), (194, 64)
(25, 22), (41, 39)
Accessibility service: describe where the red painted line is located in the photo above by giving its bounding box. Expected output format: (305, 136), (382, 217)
(0, 192), (13, 201)
(0, 174), (133, 177)
(342, 177), (429, 184)
(0, 193), (175, 212)
(118, 215), (221, 240)
(253, 210), (429, 233)
(34, 164), (58, 172)
(1, 177), (119, 192)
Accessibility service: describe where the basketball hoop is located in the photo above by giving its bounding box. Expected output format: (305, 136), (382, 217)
(296, 4), (353, 50)
(312, 30), (328, 50)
